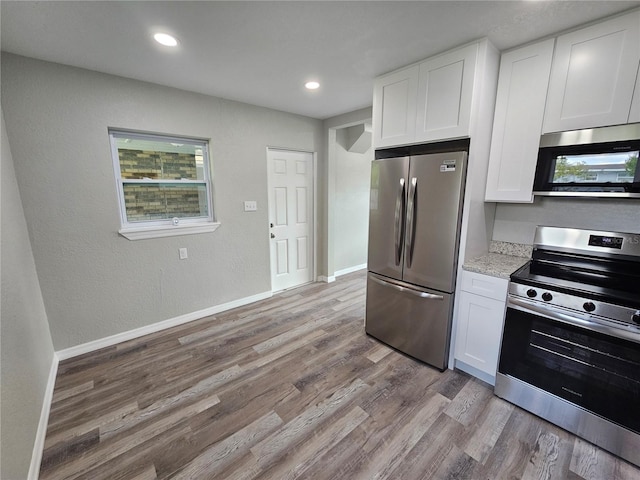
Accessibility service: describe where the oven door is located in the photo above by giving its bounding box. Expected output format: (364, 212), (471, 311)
(498, 296), (640, 434)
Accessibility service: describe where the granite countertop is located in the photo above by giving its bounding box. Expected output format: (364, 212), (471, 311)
(462, 241), (532, 279)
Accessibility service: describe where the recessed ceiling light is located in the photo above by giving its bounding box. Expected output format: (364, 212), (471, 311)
(154, 33), (178, 47)
(305, 81), (320, 90)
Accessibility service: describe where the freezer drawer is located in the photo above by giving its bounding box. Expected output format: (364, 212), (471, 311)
(365, 272), (453, 370)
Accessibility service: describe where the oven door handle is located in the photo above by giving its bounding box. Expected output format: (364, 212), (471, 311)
(508, 296), (640, 344)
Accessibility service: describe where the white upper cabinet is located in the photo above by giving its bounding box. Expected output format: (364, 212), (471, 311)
(372, 42), (480, 148)
(543, 10), (640, 133)
(485, 39), (555, 203)
(415, 43), (477, 143)
(372, 65), (419, 148)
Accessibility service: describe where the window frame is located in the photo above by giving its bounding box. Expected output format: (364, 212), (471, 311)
(109, 129), (219, 240)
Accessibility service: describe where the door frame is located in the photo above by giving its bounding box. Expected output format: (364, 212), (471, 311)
(266, 147), (318, 292)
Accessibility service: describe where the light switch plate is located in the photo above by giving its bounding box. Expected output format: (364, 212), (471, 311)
(244, 200), (257, 212)
(179, 248), (188, 260)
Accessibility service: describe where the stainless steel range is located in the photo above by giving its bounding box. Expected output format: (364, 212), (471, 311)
(495, 226), (640, 467)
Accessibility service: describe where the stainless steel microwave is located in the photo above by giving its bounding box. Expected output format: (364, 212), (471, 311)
(533, 123), (640, 198)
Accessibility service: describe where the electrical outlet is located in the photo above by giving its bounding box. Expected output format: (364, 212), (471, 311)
(244, 200), (257, 212)
(179, 248), (188, 260)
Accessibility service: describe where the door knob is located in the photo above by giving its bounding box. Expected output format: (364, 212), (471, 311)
(270, 233), (275, 238)
(270, 223), (274, 228)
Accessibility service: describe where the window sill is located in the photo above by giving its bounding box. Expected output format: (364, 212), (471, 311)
(119, 222), (221, 240)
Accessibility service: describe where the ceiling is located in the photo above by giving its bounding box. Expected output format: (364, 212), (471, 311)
(2, 1), (639, 120)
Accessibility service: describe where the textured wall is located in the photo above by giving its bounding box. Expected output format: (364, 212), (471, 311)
(493, 197), (640, 244)
(334, 128), (372, 272)
(1, 110), (55, 479)
(1, 54), (324, 350)
(322, 107), (373, 277)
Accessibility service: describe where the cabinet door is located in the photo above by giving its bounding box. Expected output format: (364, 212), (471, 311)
(543, 10), (640, 133)
(372, 65), (419, 148)
(454, 290), (506, 379)
(485, 39), (555, 203)
(630, 62), (640, 123)
(415, 43), (477, 142)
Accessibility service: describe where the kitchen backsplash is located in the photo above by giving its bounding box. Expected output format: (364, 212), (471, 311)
(492, 197), (640, 245)
(489, 241), (532, 258)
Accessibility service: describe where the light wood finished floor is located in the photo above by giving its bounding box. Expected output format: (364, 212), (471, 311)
(40, 271), (640, 480)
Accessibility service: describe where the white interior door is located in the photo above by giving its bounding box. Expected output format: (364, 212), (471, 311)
(267, 149), (314, 292)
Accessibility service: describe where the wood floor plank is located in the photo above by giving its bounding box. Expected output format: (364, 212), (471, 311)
(569, 437), (639, 480)
(477, 406), (545, 479)
(365, 343), (393, 363)
(429, 443), (478, 480)
(128, 465), (157, 480)
(443, 377), (494, 427)
(51, 380), (95, 403)
(73, 424), (191, 480)
(459, 395), (514, 464)
(44, 401), (138, 450)
(39, 271), (640, 480)
(252, 405), (370, 480)
(521, 430), (563, 480)
(293, 424), (369, 480)
(251, 315), (335, 354)
(41, 395), (220, 480)
(250, 378), (369, 470)
(351, 392), (450, 479)
(387, 411), (466, 480)
(171, 411), (283, 479)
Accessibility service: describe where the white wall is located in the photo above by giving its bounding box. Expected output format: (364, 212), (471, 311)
(493, 197), (640, 244)
(1, 54), (324, 350)
(322, 108), (373, 278)
(1, 109), (56, 479)
(334, 128), (372, 272)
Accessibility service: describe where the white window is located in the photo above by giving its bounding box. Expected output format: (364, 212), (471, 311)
(109, 130), (219, 240)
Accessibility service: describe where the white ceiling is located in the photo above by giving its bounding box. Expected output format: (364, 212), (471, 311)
(2, 1), (639, 120)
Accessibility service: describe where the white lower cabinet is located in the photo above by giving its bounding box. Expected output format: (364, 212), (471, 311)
(454, 271), (508, 385)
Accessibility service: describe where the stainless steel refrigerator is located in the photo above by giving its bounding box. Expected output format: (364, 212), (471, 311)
(365, 150), (467, 370)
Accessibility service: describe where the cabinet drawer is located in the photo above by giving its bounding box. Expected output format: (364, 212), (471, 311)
(460, 271), (508, 301)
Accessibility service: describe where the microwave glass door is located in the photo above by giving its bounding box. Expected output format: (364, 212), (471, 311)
(550, 151), (639, 184)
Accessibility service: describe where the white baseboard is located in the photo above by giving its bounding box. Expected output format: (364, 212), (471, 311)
(318, 264), (367, 283)
(453, 359), (496, 387)
(56, 290), (273, 361)
(28, 352), (59, 480)
(317, 275), (336, 283)
(334, 264), (367, 278)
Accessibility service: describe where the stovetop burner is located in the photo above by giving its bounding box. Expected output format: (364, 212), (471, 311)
(511, 259), (640, 310)
(508, 226), (640, 323)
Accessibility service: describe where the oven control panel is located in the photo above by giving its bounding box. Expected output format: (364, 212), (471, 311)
(509, 283), (640, 328)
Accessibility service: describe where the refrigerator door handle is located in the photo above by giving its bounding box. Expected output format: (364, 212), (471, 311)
(370, 275), (444, 300)
(405, 177), (418, 268)
(394, 178), (406, 266)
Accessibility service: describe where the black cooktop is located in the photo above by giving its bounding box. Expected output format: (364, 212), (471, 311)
(510, 250), (640, 310)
